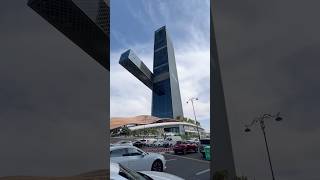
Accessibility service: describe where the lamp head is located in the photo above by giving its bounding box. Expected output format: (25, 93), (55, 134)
(275, 112), (283, 121)
(275, 116), (283, 121)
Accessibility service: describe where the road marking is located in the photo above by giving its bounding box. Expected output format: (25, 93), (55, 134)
(164, 154), (210, 164)
(196, 169), (210, 176)
(166, 158), (177, 162)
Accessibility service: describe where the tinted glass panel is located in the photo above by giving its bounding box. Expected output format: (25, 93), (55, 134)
(111, 149), (126, 157)
(152, 79), (173, 118)
(154, 28), (166, 49)
(153, 48), (168, 67)
(124, 148), (143, 156)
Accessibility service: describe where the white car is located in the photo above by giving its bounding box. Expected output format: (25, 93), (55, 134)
(163, 136), (182, 147)
(110, 162), (184, 180)
(110, 145), (166, 172)
(137, 138), (157, 147)
(153, 140), (164, 147)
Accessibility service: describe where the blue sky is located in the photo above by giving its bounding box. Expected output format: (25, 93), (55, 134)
(110, 0), (210, 131)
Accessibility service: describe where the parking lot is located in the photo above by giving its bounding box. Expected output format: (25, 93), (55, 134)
(164, 152), (210, 180)
(110, 137), (211, 179)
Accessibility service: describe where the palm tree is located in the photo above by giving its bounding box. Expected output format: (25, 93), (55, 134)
(120, 126), (131, 137)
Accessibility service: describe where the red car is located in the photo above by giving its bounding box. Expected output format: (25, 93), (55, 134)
(173, 141), (198, 154)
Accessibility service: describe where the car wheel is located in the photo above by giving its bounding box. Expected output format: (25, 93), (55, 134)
(183, 149), (187, 155)
(151, 160), (163, 172)
(174, 150), (178, 154)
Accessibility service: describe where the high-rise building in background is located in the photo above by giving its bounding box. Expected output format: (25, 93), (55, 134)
(28, 0), (109, 70)
(152, 26), (184, 119)
(119, 26), (184, 119)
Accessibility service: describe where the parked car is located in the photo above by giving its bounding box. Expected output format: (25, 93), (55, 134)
(145, 138), (157, 147)
(163, 136), (182, 147)
(162, 140), (171, 148)
(198, 139), (210, 158)
(110, 145), (166, 172)
(186, 140), (194, 144)
(152, 140), (164, 147)
(187, 138), (199, 144)
(173, 141), (198, 154)
(110, 162), (184, 180)
(133, 139), (154, 147)
(114, 140), (133, 146)
(133, 141), (144, 148)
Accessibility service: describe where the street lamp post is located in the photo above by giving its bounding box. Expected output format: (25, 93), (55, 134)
(144, 116), (147, 140)
(187, 97), (201, 140)
(244, 112), (283, 180)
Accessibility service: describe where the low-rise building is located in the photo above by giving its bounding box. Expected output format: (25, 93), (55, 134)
(110, 115), (207, 138)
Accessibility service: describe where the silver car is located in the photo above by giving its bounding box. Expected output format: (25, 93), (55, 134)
(110, 162), (184, 180)
(110, 145), (166, 172)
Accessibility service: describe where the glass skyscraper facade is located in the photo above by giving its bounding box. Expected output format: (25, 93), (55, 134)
(28, 0), (109, 70)
(152, 26), (183, 119)
(73, 0), (109, 33)
(119, 50), (154, 90)
(119, 26), (184, 119)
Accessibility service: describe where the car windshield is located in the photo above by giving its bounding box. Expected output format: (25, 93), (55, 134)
(118, 163), (150, 180)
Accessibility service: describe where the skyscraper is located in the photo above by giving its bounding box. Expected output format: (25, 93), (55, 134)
(119, 26), (184, 119)
(28, 0), (109, 70)
(152, 26), (183, 119)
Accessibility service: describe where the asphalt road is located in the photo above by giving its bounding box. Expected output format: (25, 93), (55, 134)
(164, 152), (210, 180)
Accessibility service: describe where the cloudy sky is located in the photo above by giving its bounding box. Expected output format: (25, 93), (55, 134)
(110, 0), (210, 131)
(213, 0), (320, 179)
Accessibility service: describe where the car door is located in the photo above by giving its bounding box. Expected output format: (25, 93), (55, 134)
(124, 147), (150, 171)
(110, 148), (129, 167)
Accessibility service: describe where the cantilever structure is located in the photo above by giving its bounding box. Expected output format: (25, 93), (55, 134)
(119, 50), (154, 91)
(28, 0), (109, 70)
(119, 26), (183, 119)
